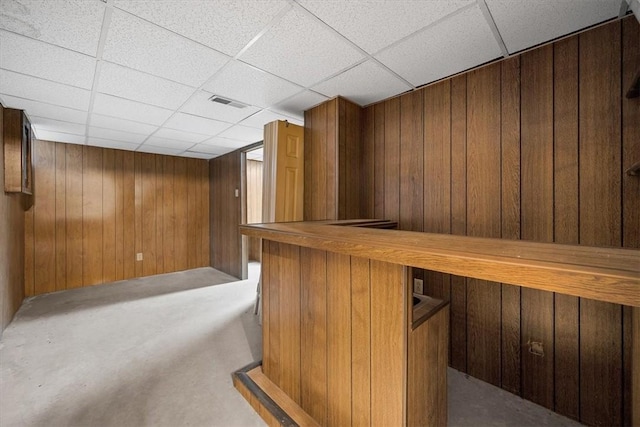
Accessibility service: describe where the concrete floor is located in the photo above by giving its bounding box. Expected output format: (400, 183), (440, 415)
(1, 263), (582, 426)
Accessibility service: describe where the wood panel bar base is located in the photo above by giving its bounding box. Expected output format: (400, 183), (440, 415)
(233, 362), (320, 427)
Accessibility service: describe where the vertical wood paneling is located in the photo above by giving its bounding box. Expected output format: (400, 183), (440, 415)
(622, 17), (640, 427)
(579, 22), (623, 427)
(33, 140), (56, 295)
(521, 44), (555, 409)
(300, 247), (327, 424)
(400, 90), (423, 231)
(267, 240), (281, 386)
(500, 55), (521, 396)
(25, 142), (209, 294)
(141, 153), (156, 276)
(326, 252), (351, 426)
(82, 146), (103, 286)
(466, 63), (502, 386)
(326, 99), (337, 220)
(24, 200), (34, 296)
(174, 157), (188, 272)
(373, 103), (385, 219)
(350, 256), (371, 426)
(278, 243), (301, 403)
(309, 102), (327, 220)
(361, 106), (374, 218)
(370, 260), (405, 426)
(122, 151), (135, 279)
(384, 98), (400, 223)
(65, 144), (83, 288)
(102, 149), (116, 283)
(450, 74), (467, 372)
(553, 35), (580, 420)
(187, 159), (199, 269)
(303, 109), (313, 219)
(55, 143), (66, 291)
(261, 239), (271, 377)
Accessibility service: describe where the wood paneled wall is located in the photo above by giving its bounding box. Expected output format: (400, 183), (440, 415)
(24, 139), (210, 295)
(304, 97), (363, 221)
(210, 150), (243, 279)
(0, 104), (25, 334)
(246, 159), (263, 261)
(305, 17), (639, 426)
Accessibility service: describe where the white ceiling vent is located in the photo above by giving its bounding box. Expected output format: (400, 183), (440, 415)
(208, 95), (248, 109)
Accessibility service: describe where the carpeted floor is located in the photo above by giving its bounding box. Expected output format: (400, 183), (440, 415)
(1, 263), (581, 427)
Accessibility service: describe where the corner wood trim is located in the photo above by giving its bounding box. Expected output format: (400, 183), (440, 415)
(232, 361), (297, 427)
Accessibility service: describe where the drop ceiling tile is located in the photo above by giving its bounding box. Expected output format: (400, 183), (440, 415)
(97, 62), (194, 109)
(312, 60), (412, 106)
(92, 94), (173, 126)
(143, 136), (194, 150)
(0, 31), (96, 89)
(217, 125), (263, 143)
(203, 61), (303, 108)
(153, 128), (209, 143)
(181, 151), (217, 159)
(87, 138), (140, 151)
(33, 129), (85, 145)
(181, 91), (260, 123)
(163, 113), (232, 136)
(239, 7), (365, 86)
(136, 145), (183, 156)
(103, 9), (229, 87)
(486, 0), (620, 54)
(271, 90), (328, 118)
(113, 0), (290, 56)
(239, 109), (302, 129)
(0, 95), (88, 124)
(0, 69), (91, 110)
(89, 114), (158, 135)
(30, 116), (86, 135)
(201, 136), (247, 149)
(375, 5), (502, 87)
(0, 0), (104, 55)
(88, 127), (149, 144)
(246, 148), (263, 161)
(297, 0), (473, 54)
(189, 143), (230, 155)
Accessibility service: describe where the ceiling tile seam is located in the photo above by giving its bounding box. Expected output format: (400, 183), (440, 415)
(232, 2), (294, 60)
(85, 0), (115, 145)
(232, 58), (306, 93)
(0, 67), (94, 91)
(112, 5), (233, 60)
(0, 93), (89, 113)
(0, 27), (101, 59)
(477, 0), (509, 57)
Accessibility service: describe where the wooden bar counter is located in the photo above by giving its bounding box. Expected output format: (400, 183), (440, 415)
(234, 220), (640, 426)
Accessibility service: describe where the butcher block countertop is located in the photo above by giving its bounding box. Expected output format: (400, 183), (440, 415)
(240, 220), (640, 307)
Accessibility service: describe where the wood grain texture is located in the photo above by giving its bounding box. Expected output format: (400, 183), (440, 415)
(370, 260), (405, 426)
(450, 74), (467, 372)
(373, 103), (385, 219)
(361, 105), (374, 219)
(299, 247), (327, 424)
(521, 44), (555, 409)
(174, 157), (188, 272)
(24, 141), (209, 294)
(261, 240), (271, 379)
(326, 252), (351, 426)
(579, 21), (623, 427)
(162, 156), (175, 273)
(326, 99), (337, 220)
(187, 158), (199, 270)
(553, 35), (580, 421)
(384, 97), (401, 223)
(400, 90), (423, 232)
(278, 243), (301, 403)
(466, 63), (502, 387)
(350, 256), (371, 427)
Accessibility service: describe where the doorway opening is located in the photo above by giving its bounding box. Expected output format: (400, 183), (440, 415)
(242, 144), (264, 282)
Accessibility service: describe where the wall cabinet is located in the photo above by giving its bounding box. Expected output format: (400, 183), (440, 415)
(3, 108), (32, 195)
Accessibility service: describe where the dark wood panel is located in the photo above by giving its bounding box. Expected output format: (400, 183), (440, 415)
(553, 35), (580, 421)
(450, 74), (467, 371)
(373, 103), (385, 219)
(174, 157), (188, 272)
(303, 109), (313, 219)
(122, 151), (135, 279)
(102, 148), (116, 283)
(114, 150), (124, 281)
(24, 195), (34, 296)
(300, 247), (327, 424)
(466, 63), (502, 386)
(579, 21), (623, 427)
(326, 252), (351, 426)
(400, 90), (423, 231)
(261, 239), (271, 379)
(200, 161), (210, 268)
(65, 144), (83, 289)
(500, 55), (521, 396)
(370, 260), (405, 425)
(361, 106), (374, 218)
(622, 17), (640, 427)
(383, 98), (400, 223)
(187, 158), (199, 270)
(343, 99), (363, 219)
(278, 243), (301, 403)
(141, 153), (157, 276)
(325, 99), (337, 220)
(521, 44), (555, 409)
(33, 140), (56, 295)
(162, 156), (175, 273)
(55, 143), (66, 291)
(134, 153), (143, 278)
(350, 256), (371, 426)
(307, 102), (327, 220)
(267, 240), (281, 386)
(154, 155), (164, 273)
(82, 146), (103, 286)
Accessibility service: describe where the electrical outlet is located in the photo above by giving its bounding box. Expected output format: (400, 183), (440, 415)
(413, 278), (423, 294)
(136, 253), (143, 261)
